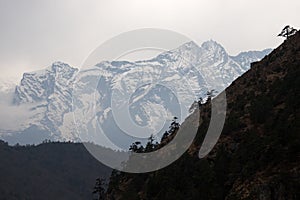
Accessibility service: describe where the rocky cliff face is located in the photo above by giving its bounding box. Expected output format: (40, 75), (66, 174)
(11, 62), (78, 140)
(105, 32), (300, 200)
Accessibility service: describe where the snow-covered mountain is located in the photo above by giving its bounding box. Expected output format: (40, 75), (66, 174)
(0, 41), (272, 147)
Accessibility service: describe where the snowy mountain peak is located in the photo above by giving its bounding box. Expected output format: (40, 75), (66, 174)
(156, 40), (229, 65)
(201, 40), (227, 54)
(178, 41), (200, 51)
(176, 40), (223, 53)
(2, 41), (272, 145)
(51, 61), (74, 71)
(13, 62), (78, 104)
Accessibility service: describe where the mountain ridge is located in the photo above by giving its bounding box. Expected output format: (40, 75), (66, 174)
(0, 40), (271, 146)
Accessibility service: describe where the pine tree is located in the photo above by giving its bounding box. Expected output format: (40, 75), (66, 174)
(129, 141), (144, 153)
(93, 178), (106, 200)
(278, 25), (297, 39)
(145, 134), (157, 152)
(206, 89), (217, 102)
(169, 116), (180, 135)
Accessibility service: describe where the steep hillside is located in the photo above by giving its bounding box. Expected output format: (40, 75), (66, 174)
(105, 32), (300, 200)
(0, 141), (112, 200)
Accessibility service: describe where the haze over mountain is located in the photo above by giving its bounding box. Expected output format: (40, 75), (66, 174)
(0, 41), (271, 147)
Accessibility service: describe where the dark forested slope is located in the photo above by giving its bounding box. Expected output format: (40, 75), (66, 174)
(0, 141), (112, 200)
(106, 32), (300, 200)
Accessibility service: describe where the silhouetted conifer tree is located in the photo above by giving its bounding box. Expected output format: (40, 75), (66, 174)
(93, 178), (106, 200)
(278, 25), (297, 39)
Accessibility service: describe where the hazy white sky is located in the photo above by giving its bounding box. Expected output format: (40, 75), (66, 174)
(0, 0), (299, 79)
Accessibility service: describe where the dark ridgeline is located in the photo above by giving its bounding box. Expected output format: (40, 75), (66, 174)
(105, 31), (300, 199)
(0, 141), (112, 200)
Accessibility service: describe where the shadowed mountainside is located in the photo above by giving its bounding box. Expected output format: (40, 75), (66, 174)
(105, 32), (300, 200)
(0, 141), (112, 200)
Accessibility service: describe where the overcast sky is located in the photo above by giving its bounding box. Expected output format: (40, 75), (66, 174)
(0, 0), (299, 80)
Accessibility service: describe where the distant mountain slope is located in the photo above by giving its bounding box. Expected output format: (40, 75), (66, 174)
(230, 48), (272, 68)
(105, 32), (300, 199)
(0, 41), (271, 146)
(0, 141), (112, 200)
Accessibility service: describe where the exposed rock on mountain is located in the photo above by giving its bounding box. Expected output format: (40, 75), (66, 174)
(0, 41), (271, 146)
